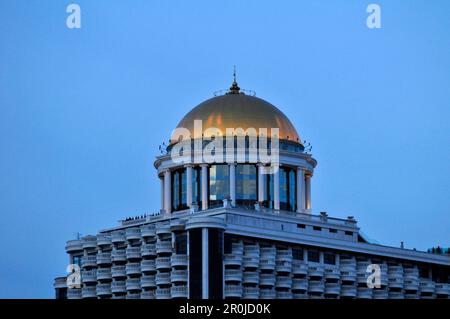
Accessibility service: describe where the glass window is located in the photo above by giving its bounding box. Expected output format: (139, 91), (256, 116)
(172, 168), (187, 211)
(324, 252), (336, 265)
(209, 165), (229, 207)
(308, 250), (320, 263)
(293, 248), (304, 260)
(236, 164), (257, 206)
(263, 173), (274, 209)
(279, 167), (296, 211)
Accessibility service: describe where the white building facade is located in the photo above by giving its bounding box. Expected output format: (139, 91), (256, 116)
(54, 81), (450, 299)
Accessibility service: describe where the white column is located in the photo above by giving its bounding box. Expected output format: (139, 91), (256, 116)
(273, 164), (280, 210)
(160, 176), (164, 212)
(164, 170), (171, 214)
(305, 173), (312, 211)
(296, 168), (305, 213)
(258, 164), (265, 203)
(202, 228), (209, 299)
(186, 165), (193, 207)
(201, 164), (208, 210)
(229, 163), (236, 206)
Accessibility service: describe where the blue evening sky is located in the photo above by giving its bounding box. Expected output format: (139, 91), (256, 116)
(0, 0), (449, 298)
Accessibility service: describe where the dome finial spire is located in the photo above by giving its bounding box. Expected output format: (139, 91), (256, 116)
(228, 65), (240, 94)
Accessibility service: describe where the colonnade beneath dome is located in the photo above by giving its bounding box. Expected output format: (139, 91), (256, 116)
(159, 164), (312, 214)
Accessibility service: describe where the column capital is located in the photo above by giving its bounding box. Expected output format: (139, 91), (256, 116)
(200, 163), (209, 168)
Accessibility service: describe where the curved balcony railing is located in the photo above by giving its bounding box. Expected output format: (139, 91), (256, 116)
(81, 286), (96, 299)
(388, 291), (405, 299)
(292, 278), (308, 291)
(141, 244), (156, 257)
(141, 259), (156, 273)
(171, 254), (188, 267)
(97, 283), (111, 296)
(276, 249), (292, 262)
(324, 282), (340, 296)
(404, 292), (419, 299)
(141, 290), (156, 299)
(340, 284), (357, 298)
(292, 260), (308, 276)
(126, 278), (141, 291)
(111, 265), (126, 278)
(275, 276), (292, 289)
(171, 270), (188, 283)
(308, 280), (324, 294)
(275, 260), (292, 273)
(224, 284), (243, 298)
(242, 256), (259, 269)
(111, 231), (126, 243)
(155, 257), (171, 270)
(225, 269), (243, 282)
(141, 274), (156, 288)
(372, 288), (388, 299)
(224, 253), (243, 267)
(111, 249), (126, 262)
(96, 252), (111, 265)
(419, 279), (435, 294)
(96, 233), (111, 246)
(82, 255), (97, 268)
(81, 270), (97, 283)
(67, 288), (82, 299)
(435, 283), (450, 296)
(111, 280), (126, 293)
(155, 222), (171, 236)
(65, 239), (83, 253)
(155, 287), (171, 299)
(96, 268), (112, 281)
(293, 291), (308, 299)
(259, 288), (276, 299)
(82, 236), (97, 250)
(308, 265), (324, 278)
(324, 267), (340, 281)
(171, 285), (188, 298)
(276, 291), (293, 299)
(259, 274), (276, 287)
(388, 276), (404, 289)
(125, 227), (141, 241)
(357, 287), (373, 299)
(156, 241), (172, 254)
(243, 287), (259, 299)
(141, 224), (156, 238)
(340, 259), (356, 282)
(156, 272), (171, 286)
(259, 257), (276, 270)
(126, 247), (142, 260)
(125, 262), (141, 275)
(126, 292), (141, 299)
(243, 271), (259, 284)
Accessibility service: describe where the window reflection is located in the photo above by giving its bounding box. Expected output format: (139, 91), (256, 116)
(209, 165), (229, 207)
(172, 168), (187, 211)
(236, 164), (257, 206)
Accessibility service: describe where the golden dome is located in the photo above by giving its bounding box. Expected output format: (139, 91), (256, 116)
(171, 92), (301, 145)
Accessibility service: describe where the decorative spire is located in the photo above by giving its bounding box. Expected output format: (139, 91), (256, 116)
(228, 65), (240, 94)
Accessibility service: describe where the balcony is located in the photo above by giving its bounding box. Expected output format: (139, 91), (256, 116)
(65, 239), (83, 253)
(242, 256), (259, 269)
(82, 255), (97, 268)
(82, 236), (97, 250)
(171, 286), (188, 298)
(259, 288), (276, 299)
(96, 252), (111, 265)
(340, 284), (357, 298)
(276, 291), (293, 299)
(67, 288), (82, 299)
(276, 250), (292, 264)
(419, 279), (435, 294)
(357, 287), (373, 299)
(156, 287), (171, 299)
(224, 253), (243, 267)
(141, 259), (156, 273)
(111, 249), (126, 262)
(224, 284), (243, 298)
(171, 270), (188, 283)
(141, 244), (156, 257)
(155, 257), (171, 270)
(171, 254), (188, 267)
(292, 278), (308, 292)
(243, 287), (259, 299)
(324, 267), (340, 281)
(243, 271), (259, 284)
(260, 247), (276, 257)
(275, 276), (292, 289)
(112, 294), (126, 299)
(126, 247), (142, 260)
(170, 219), (185, 232)
(126, 292), (141, 299)
(404, 278), (419, 291)
(308, 280), (324, 294)
(54, 277), (67, 289)
(125, 227), (141, 241)
(141, 274), (156, 288)
(388, 291), (405, 299)
(125, 262), (141, 275)
(126, 278), (141, 291)
(259, 257), (276, 271)
(225, 269), (243, 282)
(324, 282), (340, 296)
(293, 292), (308, 299)
(404, 292), (419, 299)
(372, 288), (388, 299)
(96, 268), (112, 281)
(340, 259), (356, 282)
(141, 224), (156, 238)
(308, 264), (324, 278)
(388, 276), (404, 289)
(231, 242), (244, 254)
(275, 260), (292, 273)
(96, 233), (111, 246)
(141, 290), (156, 299)
(259, 274), (276, 287)
(97, 283), (111, 297)
(156, 272), (171, 286)
(111, 265), (126, 278)
(244, 245), (260, 258)
(155, 222), (171, 236)
(292, 260), (308, 276)
(111, 231), (126, 244)
(81, 286), (96, 299)
(435, 283), (450, 296)
(156, 241), (172, 254)
(111, 280), (126, 293)
(81, 270), (97, 283)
